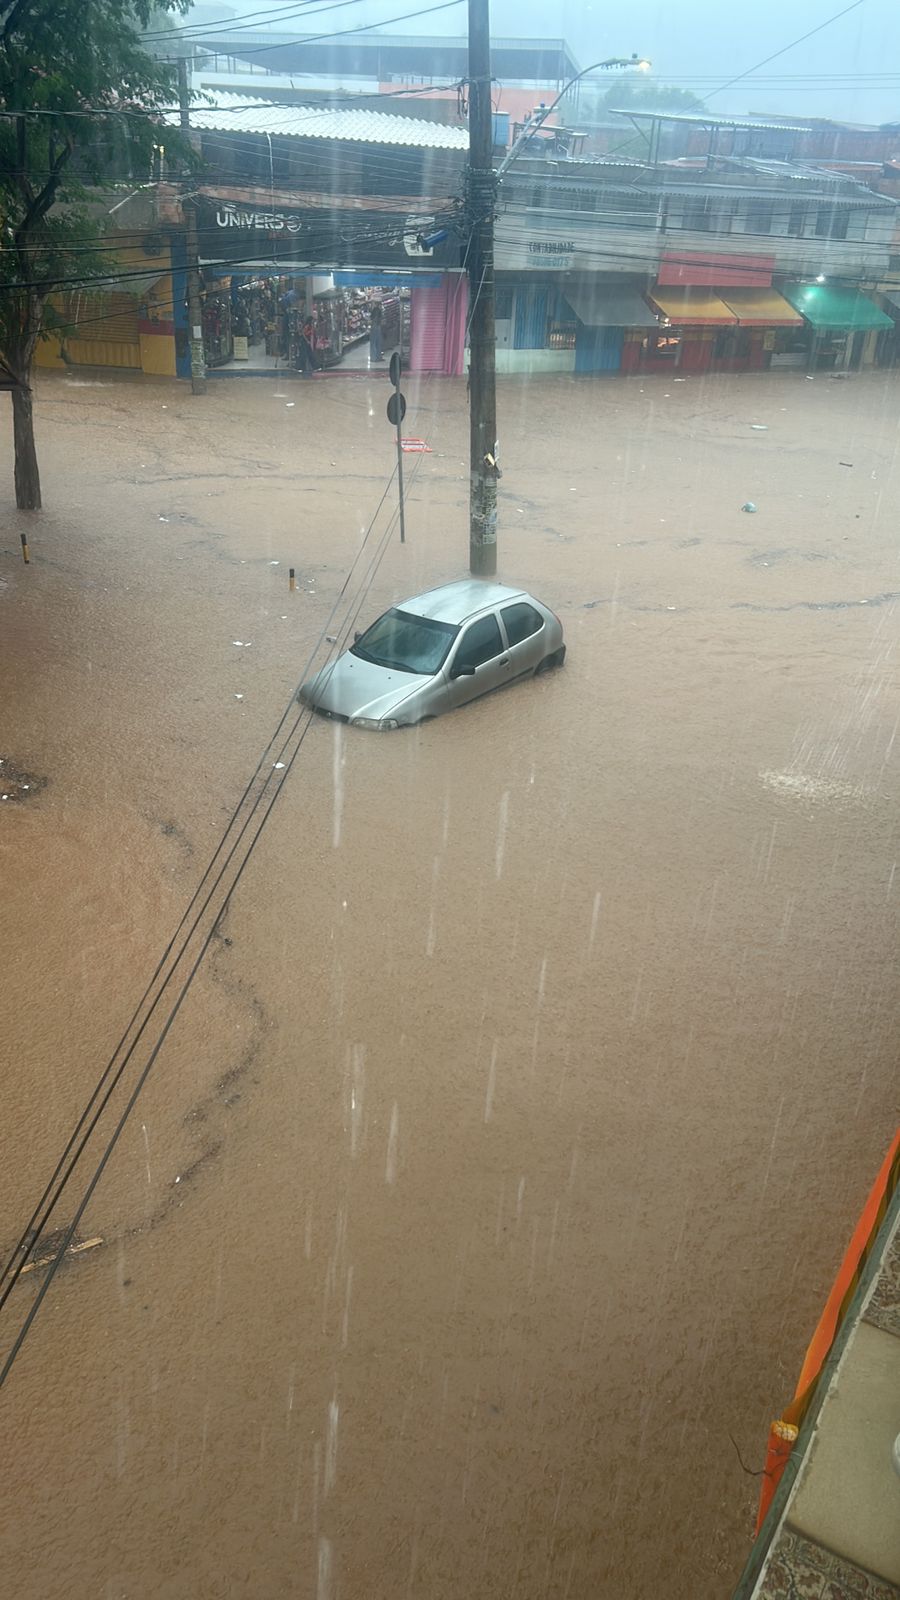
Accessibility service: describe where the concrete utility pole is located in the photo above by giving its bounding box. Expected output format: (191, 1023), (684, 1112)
(177, 57), (207, 396)
(465, 0), (498, 578)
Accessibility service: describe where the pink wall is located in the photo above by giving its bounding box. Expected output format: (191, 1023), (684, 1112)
(409, 276), (468, 375)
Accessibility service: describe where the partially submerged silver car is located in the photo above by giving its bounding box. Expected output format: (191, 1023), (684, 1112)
(300, 579), (566, 730)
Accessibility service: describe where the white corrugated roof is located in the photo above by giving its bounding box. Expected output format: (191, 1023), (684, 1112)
(167, 93), (468, 149)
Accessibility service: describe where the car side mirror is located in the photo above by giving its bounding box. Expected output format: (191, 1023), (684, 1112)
(354, 631), (362, 642)
(451, 662), (476, 679)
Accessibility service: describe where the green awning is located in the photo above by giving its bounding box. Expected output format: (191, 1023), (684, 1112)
(781, 282), (893, 332)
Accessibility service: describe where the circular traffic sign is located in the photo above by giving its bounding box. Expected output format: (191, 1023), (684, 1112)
(386, 392), (407, 426)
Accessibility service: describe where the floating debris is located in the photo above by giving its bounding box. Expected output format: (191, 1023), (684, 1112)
(20, 1235), (104, 1275)
(741, 502), (758, 514)
(0, 758), (47, 803)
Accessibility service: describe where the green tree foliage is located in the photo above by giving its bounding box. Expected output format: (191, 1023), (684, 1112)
(0, 0), (190, 510)
(602, 83), (705, 113)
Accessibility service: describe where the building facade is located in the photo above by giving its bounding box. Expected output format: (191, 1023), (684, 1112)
(492, 153), (897, 374)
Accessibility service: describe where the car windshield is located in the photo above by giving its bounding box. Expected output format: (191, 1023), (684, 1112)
(350, 608), (459, 675)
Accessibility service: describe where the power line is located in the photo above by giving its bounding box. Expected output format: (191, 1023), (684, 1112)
(0, 472), (395, 1309)
(0, 216), (461, 293)
(0, 254), (458, 341)
(704, 0), (869, 103)
(2, 194), (880, 326)
(143, 0), (372, 41)
(0, 448), (424, 1357)
(0, 81), (466, 117)
(171, 0), (465, 61)
(0, 473), (419, 1376)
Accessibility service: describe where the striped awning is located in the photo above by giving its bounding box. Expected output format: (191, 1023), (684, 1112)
(647, 286), (736, 326)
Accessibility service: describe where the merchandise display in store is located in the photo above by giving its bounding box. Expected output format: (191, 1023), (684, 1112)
(198, 273), (412, 374)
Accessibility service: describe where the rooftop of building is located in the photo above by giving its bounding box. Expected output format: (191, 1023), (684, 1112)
(185, 30), (580, 80)
(165, 93), (469, 149)
(505, 152), (897, 204)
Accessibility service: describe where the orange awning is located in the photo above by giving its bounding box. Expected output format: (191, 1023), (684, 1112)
(647, 286), (737, 326)
(719, 288), (804, 327)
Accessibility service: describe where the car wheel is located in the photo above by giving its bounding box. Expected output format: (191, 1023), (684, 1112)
(536, 645), (566, 674)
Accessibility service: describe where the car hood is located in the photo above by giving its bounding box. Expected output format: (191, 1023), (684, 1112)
(301, 651), (429, 721)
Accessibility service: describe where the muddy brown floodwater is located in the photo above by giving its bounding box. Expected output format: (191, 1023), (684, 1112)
(0, 368), (898, 1599)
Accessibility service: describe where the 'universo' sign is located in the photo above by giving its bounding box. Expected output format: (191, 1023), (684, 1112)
(215, 207), (303, 234)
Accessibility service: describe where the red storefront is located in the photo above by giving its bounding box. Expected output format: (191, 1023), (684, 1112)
(622, 252), (802, 375)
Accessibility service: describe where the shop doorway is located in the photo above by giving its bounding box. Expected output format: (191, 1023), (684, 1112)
(200, 270), (412, 377)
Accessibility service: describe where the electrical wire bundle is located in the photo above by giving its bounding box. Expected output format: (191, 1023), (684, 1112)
(0, 448), (424, 1390)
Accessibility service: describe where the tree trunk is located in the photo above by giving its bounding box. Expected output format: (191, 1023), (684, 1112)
(11, 380), (41, 511)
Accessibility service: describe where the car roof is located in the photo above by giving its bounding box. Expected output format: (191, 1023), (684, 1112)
(398, 579), (529, 624)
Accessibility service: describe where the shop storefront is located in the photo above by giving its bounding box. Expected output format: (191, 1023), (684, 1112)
(190, 188), (463, 377)
(408, 274), (467, 375)
(195, 268), (425, 375)
(630, 287), (737, 374)
(875, 287), (900, 366)
(623, 283), (805, 375)
(35, 234), (178, 378)
(708, 287), (804, 372)
(779, 281), (893, 370)
(487, 281), (580, 373)
(562, 282), (660, 373)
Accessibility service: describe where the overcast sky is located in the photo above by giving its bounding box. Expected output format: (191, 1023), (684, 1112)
(207, 0), (900, 124)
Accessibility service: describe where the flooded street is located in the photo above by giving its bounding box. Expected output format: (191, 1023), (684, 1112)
(1, 368), (898, 1598)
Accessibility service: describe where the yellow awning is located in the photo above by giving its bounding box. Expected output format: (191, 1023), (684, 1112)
(719, 288), (804, 327)
(648, 287), (737, 326)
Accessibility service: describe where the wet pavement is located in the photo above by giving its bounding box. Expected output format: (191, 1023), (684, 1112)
(1, 368), (898, 1598)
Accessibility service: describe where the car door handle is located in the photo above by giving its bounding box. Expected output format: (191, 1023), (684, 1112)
(499, 656), (509, 666)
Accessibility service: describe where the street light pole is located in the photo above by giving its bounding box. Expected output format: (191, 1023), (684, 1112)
(462, 39), (647, 577)
(466, 0), (498, 578)
(495, 56), (650, 179)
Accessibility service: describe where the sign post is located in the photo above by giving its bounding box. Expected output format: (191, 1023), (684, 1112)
(387, 352), (407, 545)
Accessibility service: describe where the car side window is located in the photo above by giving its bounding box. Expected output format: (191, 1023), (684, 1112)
(501, 602), (544, 646)
(453, 613), (504, 671)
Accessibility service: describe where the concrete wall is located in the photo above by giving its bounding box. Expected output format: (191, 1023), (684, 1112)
(464, 348), (576, 374)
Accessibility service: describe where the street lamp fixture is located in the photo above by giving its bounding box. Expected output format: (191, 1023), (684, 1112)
(496, 53), (651, 177)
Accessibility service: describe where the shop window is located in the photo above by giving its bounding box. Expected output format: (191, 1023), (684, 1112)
(549, 322), (576, 350)
(643, 332), (682, 362)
